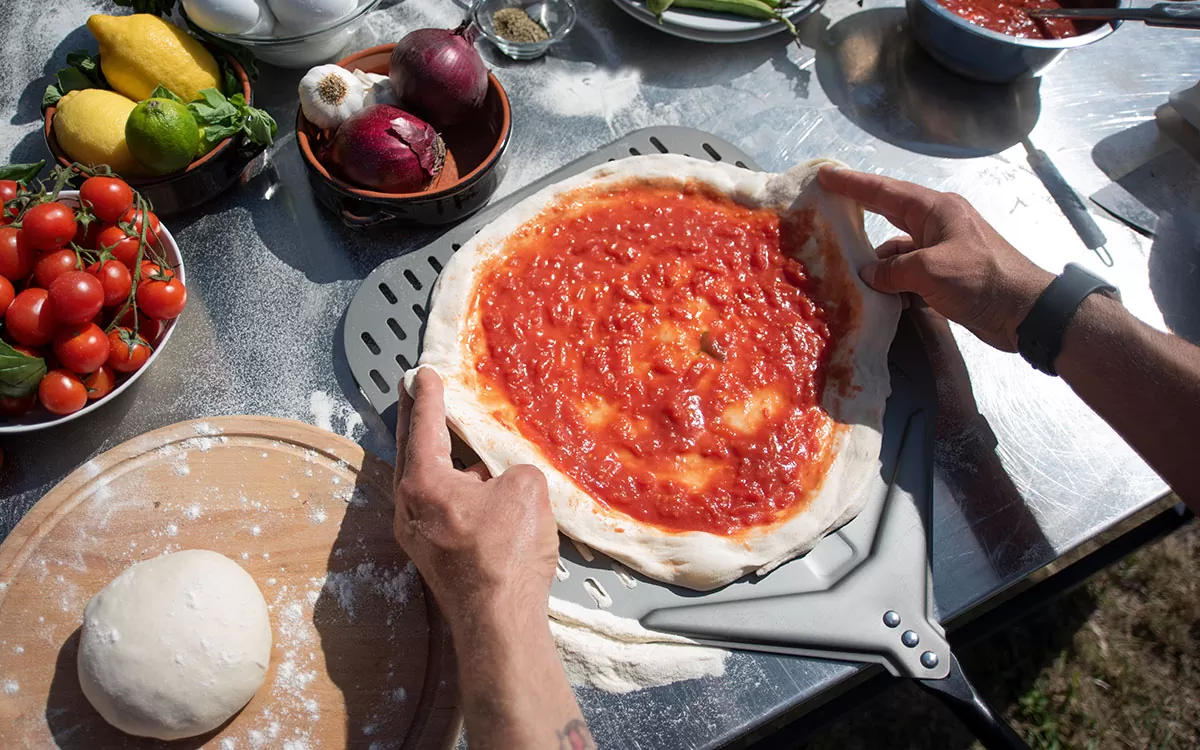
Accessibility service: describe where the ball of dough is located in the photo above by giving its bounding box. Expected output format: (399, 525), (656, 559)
(78, 550), (273, 740)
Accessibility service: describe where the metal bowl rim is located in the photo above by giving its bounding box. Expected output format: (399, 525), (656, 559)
(913, 0), (1125, 48)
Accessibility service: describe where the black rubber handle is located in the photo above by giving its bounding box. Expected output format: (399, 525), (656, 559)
(1146, 3), (1200, 28)
(917, 652), (1029, 750)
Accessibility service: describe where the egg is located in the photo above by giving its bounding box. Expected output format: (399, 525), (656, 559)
(183, 0), (276, 35)
(267, 0), (357, 35)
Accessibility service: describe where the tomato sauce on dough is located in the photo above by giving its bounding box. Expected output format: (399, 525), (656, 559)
(472, 183), (845, 536)
(938, 0), (1083, 39)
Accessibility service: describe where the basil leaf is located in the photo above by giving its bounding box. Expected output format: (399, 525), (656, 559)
(243, 108), (277, 146)
(188, 88), (238, 124)
(222, 66), (239, 98)
(42, 84), (63, 110)
(0, 341), (47, 398)
(150, 85), (183, 103)
(0, 161), (45, 183)
(64, 52), (106, 88)
(56, 66), (94, 96)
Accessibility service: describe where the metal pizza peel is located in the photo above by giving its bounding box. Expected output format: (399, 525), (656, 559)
(343, 128), (1027, 749)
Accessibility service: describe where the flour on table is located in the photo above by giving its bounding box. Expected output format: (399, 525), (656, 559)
(2, 680), (18, 695)
(549, 598), (727, 695)
(185, 504), (202, 520)
(308, 390), (364, 441)
(322, 561), (417, 622)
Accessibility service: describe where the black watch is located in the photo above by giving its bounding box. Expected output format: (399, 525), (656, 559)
(1015, 263), (1119, 376)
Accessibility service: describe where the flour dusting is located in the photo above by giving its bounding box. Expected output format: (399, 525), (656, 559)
(549, 598), (727, 695)
(2, 680), (17, 695)
(309, 390), (365, 441)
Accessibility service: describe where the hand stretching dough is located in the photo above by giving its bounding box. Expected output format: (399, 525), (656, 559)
(78, 550), (272, 740)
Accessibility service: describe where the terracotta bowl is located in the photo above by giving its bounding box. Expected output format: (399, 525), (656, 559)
(43, 54), (264, 215)
(297, 44), (513, 228)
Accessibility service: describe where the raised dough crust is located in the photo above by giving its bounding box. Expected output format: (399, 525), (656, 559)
(412, 155), (900, 591)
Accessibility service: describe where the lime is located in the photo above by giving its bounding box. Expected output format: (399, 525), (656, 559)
(125, 98), (200, 176)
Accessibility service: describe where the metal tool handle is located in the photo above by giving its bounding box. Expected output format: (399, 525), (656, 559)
(918, 651), (1029, 750)
(1024, 142), (1113, 266)
(1031, 3), (1200, 28)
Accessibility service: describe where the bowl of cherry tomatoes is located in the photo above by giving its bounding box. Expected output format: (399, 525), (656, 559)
(0, 172), (187, 433)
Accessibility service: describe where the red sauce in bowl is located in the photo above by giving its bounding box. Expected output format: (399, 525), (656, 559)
(938, 0), (1085, 39)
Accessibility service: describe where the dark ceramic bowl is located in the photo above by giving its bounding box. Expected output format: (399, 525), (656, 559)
(906, 0), (1123, 83)
(44, 54), (264, 215)
(296, 44), (512, 228)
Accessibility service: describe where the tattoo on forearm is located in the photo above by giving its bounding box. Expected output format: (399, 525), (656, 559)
(557, 718), (595, 750)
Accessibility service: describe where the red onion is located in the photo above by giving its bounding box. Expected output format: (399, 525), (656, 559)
(328, 105), (445, 193)
(389, 21), (488, 129)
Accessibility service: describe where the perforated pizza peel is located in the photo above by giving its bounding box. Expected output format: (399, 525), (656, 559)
(343, 128), (1027, 748)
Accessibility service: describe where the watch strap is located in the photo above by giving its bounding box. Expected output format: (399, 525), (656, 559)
(1016, 263), (1117, 376)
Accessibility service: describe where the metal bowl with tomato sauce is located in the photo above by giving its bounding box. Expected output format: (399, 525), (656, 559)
(296, 44), (513, 228)
(906, 0), (1125, 82)
(43, 54), (264, 216)
(0, 191), (185, 435)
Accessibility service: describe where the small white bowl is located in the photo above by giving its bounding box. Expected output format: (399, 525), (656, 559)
(0, 191), (186, 435)
(185, 0), (383, 69)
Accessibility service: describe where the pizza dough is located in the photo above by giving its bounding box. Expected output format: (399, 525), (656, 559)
(77, 550), (273, 740)
(414, 155), (900, 590)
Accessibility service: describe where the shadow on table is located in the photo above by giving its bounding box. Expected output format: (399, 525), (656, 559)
(0, 380), (139, 541)
(1091, 121), (1200, 346)
(814, 8), (1041, 158)
(311, 467), (460, 748)
(482, 0), (817, 99)
(912, 310), (1055, 581)
(44, 628), (231, 749)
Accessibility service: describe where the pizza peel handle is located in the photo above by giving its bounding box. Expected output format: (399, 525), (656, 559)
(919, 653), (1030, 750)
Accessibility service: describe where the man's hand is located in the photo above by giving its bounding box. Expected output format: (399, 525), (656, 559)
(819, 166), (1054, 352)
(393, 368), (559, 629)
(392, 368), (593, 750)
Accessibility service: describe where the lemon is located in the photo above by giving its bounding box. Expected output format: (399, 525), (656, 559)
(53, 89), (144, 176)
(126, 98), (200, 175)
(88, 14), (220, 102)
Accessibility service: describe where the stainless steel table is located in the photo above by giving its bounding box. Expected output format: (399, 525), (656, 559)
(1, 0), (1196, 747)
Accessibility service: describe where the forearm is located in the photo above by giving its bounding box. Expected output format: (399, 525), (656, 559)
(450, 599), (592, 750)
(1057, 294), (1200, 507)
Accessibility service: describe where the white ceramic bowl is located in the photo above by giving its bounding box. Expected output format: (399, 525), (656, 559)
(185, 0), (383, 69)
(0, 191), (186, 435)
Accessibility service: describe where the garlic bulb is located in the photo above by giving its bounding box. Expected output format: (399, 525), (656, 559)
(298, 65), (365, 130)
(353, 70), (399, 108)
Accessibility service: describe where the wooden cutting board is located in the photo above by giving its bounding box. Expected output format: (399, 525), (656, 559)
(0, 416), (460, 749)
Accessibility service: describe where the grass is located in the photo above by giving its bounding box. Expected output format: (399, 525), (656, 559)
(802, 519), (1200, 749)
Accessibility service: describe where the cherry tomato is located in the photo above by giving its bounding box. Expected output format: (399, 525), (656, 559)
(112, 307), (167, 343)
(107, 327), (152, 373)
(33, 248), (79, 289)
(119, 207), (163, 247)
(6, 288), (57, 346)
(53, 322), (109, 374)
(0, 180), (17, 226)
(0, 394), (36, 417)
(87, 259), (133, 307)
(22, 202), (77, 251)
(38, 369), (87, 415)
(0, 227), (33, 280)
(48, 271), (104, 325)
(9, 344), (41, 358)
(96, 224), (142, 268)
(137, 273), (187, 320)
(80, 177), (134, 224)
(0, 276), (13, 320)
(84, 365), (116, 400)
(73, 220), (102, 250)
